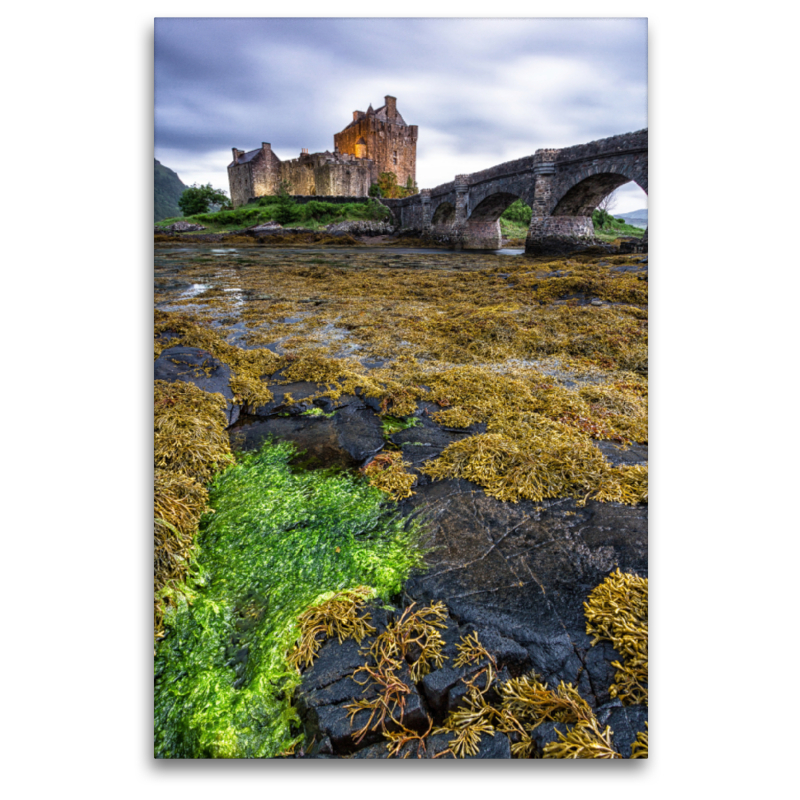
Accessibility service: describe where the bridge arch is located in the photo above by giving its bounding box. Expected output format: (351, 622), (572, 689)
(467, 191), (520, 223)
(431, 201), (456, 226)
(551, 165), (647, 218)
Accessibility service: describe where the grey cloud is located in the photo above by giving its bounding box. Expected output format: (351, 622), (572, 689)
(155, 18), (647, 198)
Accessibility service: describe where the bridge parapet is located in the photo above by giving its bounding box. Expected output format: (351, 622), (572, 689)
(555, 129), (647, 165)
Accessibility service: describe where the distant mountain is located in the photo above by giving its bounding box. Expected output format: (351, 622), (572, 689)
(154, 159), (186, 222)
(618, 208), (648, 225)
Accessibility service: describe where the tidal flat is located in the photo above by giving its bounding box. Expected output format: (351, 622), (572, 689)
(153, 242), (648, 759)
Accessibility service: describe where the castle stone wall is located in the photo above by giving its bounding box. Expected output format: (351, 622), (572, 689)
(229, 96), (416, 206)
(333, 99), (417, 187)
(228, 144), (281, 208)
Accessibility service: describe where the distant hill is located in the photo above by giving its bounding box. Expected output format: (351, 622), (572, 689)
(617, 208), (648, 227)
(154, 159), (186, 222)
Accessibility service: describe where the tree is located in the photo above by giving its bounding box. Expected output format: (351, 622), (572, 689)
(178, 183), (230, 216)
(404, 175), (419, 196)
(594, 189), (618, 229)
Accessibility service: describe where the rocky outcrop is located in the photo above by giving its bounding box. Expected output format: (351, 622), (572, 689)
(325, 220), (396, 236)
(154, 346), (239, 425)
(156, 220), (206, 232)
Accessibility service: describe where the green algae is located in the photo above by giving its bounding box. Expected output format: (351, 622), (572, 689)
(154, 439), (425, 758)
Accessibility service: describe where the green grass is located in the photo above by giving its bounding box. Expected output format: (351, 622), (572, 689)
(154, 439), (425, 758)
(593, 214), (646, 243)
(156, 197), (392, 234)
(500, 217), (529, 241)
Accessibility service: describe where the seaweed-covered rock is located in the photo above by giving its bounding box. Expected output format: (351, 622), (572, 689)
(349, 731), (511, 759)
(302, 672), (430, 755)
(154, 346), (239, 425)
(400, 480), (647, 705)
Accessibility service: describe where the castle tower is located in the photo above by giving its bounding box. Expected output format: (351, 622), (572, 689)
(333, 95), (417, 188)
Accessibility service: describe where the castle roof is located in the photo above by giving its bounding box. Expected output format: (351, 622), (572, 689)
(374, 103), (406, 126)
(228, 148), (262, 167)
(342, 102), (407, 130)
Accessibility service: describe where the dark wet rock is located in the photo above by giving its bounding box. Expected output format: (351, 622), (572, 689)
(297, 674), (380, 716)
(595, 440), (648, 467)
(582, 640), (625, 707)
(400, 481), (647, 706)
(303, 672), (430, 755)
(349, 730), (510, 759)
(237, 380), (383, 465)
(305, 703), (384, 752)
(530, 721), (571, 754)
(466, 731), (512, 759)
(610, 263), (648, 274)
(447, 666), (510, 713)
(229, 397), (385, 467)
(421, 666), (461, 717)
(390, 413), (486, 479)
(299, 638), (367, 692)
(333, 403), (385, 462)
(228, 415), (355, 469)
(605, 705), (648, 758)
(304, 735), (333, 757)
(362, 395), (383, 414)
(617, 238), (647, 255)
(154, 345), (240, 425)
(471, 627), (531, 673)
(594, 698), (623, 727)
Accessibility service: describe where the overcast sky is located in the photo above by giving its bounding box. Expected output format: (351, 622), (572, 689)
(155, 17), (648, 213)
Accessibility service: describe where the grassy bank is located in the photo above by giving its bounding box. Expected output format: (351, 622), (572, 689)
(592, 212), (646, 243)
(157, 195), (645, 242)
(156, 196), (393, 234)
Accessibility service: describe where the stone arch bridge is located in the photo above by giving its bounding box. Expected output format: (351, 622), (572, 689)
(383, 129), (647, 255)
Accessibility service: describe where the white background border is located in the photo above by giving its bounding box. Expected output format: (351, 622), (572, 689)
(1, 1), (794, 795)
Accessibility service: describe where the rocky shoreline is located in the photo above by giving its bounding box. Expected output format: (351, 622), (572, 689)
(153, 221), (642, 254)
(154, 341), (647, 758)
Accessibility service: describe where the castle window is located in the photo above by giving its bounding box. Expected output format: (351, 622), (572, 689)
(392, 151), (398, 165)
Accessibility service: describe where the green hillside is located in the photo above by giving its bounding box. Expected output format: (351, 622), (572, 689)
(154, 159), (186, 222)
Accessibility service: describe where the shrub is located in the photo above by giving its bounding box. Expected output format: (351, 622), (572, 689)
(501, 199), (532, 226)
(273, 181), (300, 225)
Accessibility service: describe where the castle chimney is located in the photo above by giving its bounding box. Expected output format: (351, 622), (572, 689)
(232, 147), (244, 165)
(385, 96), (397, 118)
(353, 110), (363, 121)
